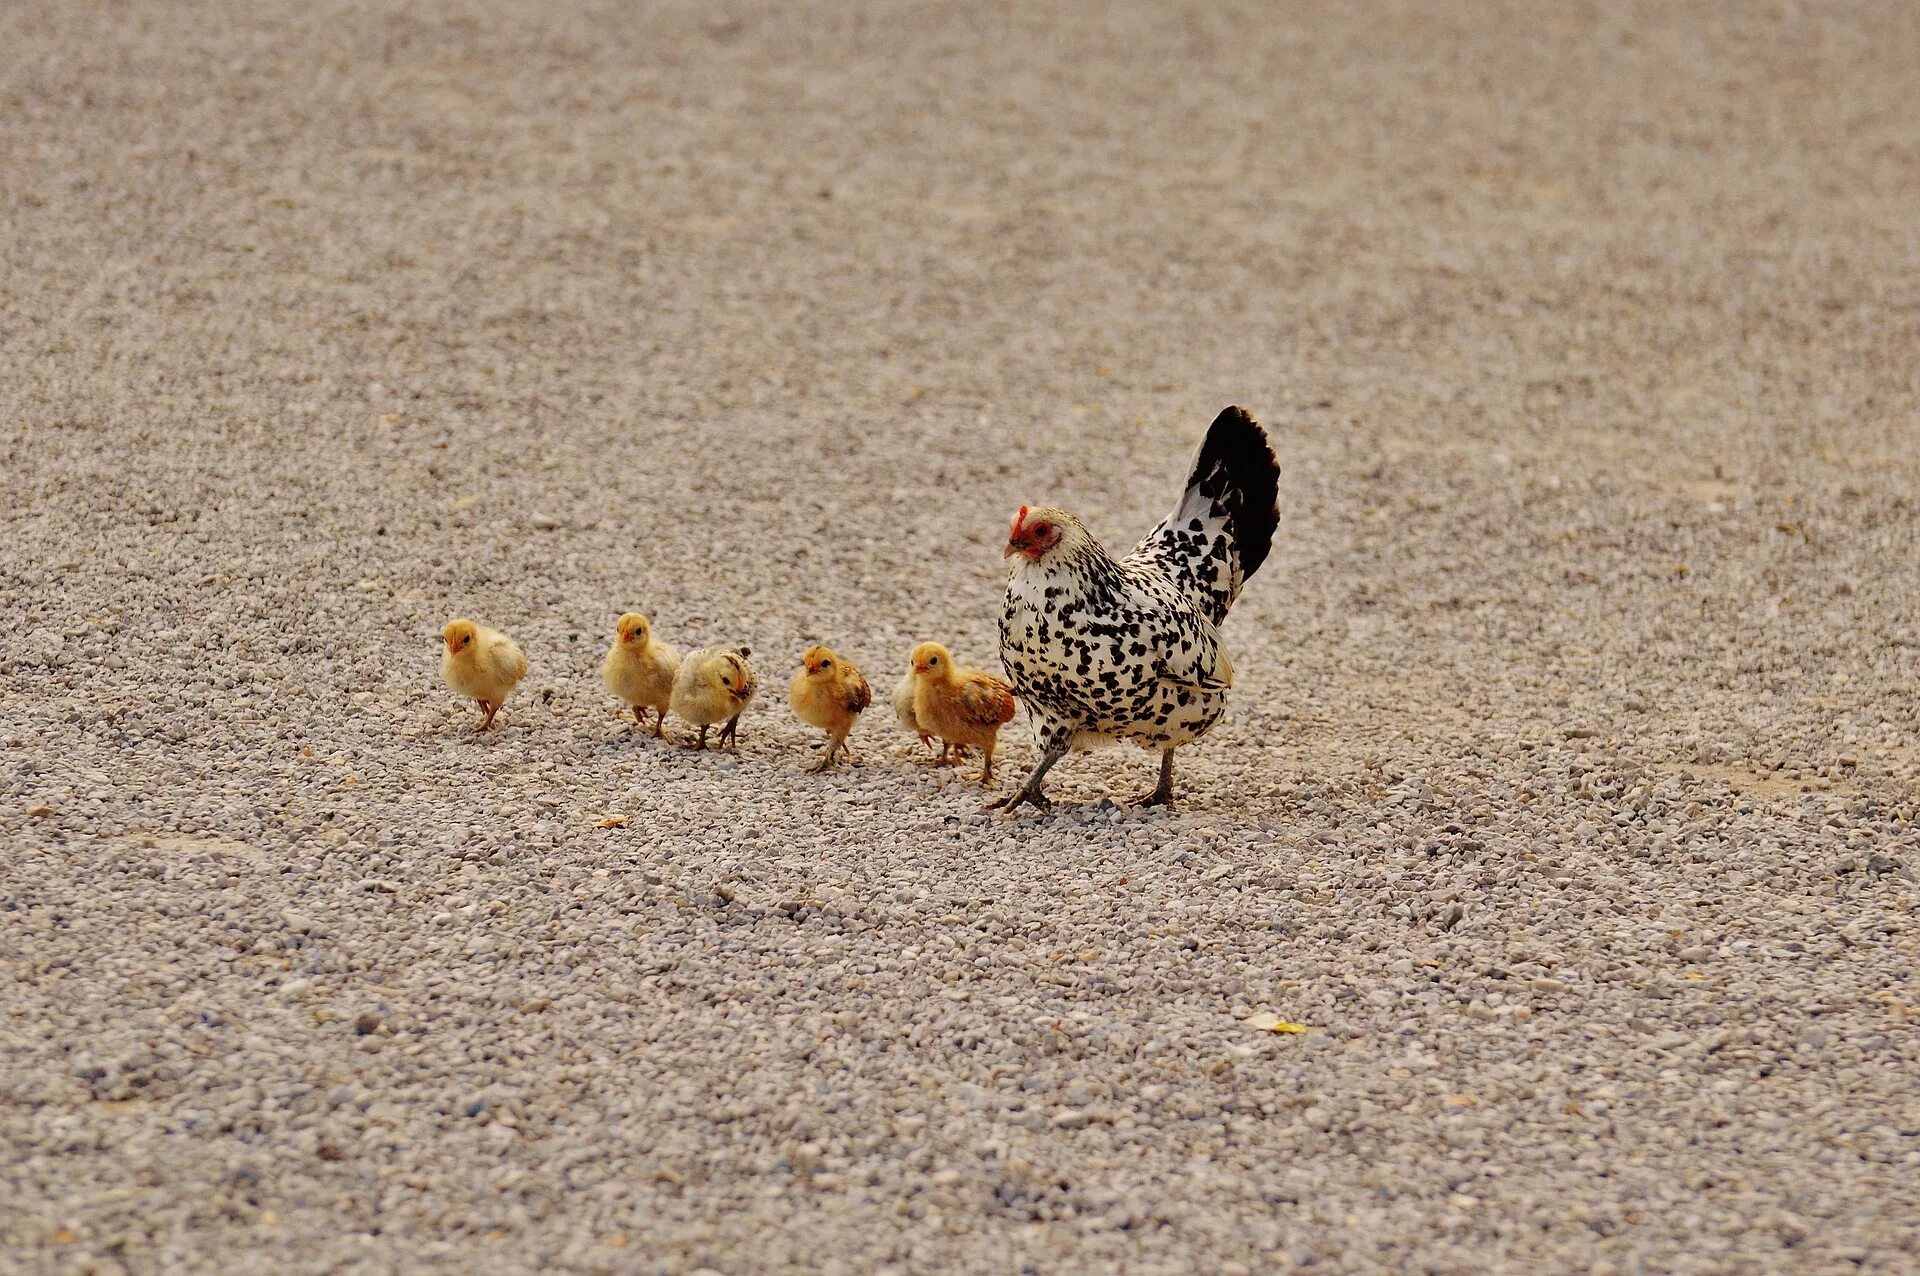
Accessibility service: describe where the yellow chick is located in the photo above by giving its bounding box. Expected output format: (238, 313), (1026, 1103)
(440, 619), (528, 730)
(602, 612), (680, 736)
(909, 642), (1017, 784)
(790, 646), (873, 771)
(894, 667), (970, 764)
(670, 645), (757, 750)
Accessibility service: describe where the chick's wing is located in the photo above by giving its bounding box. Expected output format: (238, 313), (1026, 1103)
(958, 675), (1016, 727)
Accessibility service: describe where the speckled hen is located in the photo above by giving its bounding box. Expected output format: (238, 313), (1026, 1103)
(994, 406), (1280, 811)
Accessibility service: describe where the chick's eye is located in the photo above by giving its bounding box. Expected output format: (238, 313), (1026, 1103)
(820, 659), (832, 669)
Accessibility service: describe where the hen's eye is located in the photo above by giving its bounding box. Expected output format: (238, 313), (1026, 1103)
(1033, 522), (1052, 536)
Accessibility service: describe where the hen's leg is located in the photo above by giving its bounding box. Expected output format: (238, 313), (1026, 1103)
(1130, 748), (1177, 808)
(988, 733), (1069, 813)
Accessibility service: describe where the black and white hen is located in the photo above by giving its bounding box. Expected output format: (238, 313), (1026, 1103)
(993, 406), (1280, 811)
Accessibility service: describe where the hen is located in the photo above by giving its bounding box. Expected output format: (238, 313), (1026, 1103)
(993, 406), (1279, 811)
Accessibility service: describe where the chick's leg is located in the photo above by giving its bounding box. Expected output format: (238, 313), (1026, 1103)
(653, 708), (666, 738)
(478, 700), (498, 730)
(1130, 748), (1178, 809)
(689, 724), (709, 751)
(718, 716), (740, 750)
(633, 706), (646, 729)
(987, 734), (1069, 813)
(809, 731), (839, 772)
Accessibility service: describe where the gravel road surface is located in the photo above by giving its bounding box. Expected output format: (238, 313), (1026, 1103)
(4, 1), (1918, 1272)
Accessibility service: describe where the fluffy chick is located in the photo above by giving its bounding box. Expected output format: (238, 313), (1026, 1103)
(670, 645), (757, 750)
(790, 645), (872, 771)
(440, 619), (528, 730)
(893, 668), (971, 764)
(908, 641), (1016, 784)
(602, 612), (680, 736)
(892, 670), (935, 755)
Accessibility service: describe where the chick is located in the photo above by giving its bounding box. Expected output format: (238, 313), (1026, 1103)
(908, 641), (1017, 784)
(790, 645), (872, 771)
(602, 612), (680, 736)
(670, 645), (757, 749)
(893, 667), (969, 764)
(892, 670), (935, 755)
(440, 619), (528, 730)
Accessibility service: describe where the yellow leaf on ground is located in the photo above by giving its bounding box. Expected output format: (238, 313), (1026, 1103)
(1244, 1012), (1310, 1034)
(593, 816), (626, 829)
(1443, 1093), (1478, 1108)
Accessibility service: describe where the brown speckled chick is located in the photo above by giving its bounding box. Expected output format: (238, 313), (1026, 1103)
(669, 645), (757, 750)
(908, 642), (1016, 785)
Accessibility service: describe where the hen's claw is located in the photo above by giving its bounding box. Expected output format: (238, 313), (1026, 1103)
(986, 786), (1052, 814)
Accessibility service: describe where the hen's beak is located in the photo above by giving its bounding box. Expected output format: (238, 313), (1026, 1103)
(1001, 540), (1021, 559)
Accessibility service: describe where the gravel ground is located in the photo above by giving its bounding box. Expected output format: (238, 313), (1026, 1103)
(4, 1), (1919, 1272)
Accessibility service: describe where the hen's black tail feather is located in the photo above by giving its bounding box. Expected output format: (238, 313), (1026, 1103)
(1185, 405), (1280, 583)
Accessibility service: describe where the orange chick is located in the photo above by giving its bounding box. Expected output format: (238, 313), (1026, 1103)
(908, 641), (1016, 784)
(440, 619), (528, 730)
(790, 645), (872, 771)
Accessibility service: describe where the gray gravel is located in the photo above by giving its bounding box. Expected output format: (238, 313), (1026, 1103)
(5, 1), (1920, 1272)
